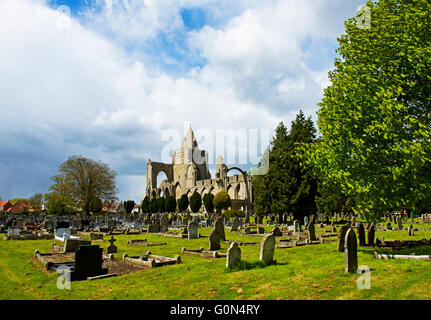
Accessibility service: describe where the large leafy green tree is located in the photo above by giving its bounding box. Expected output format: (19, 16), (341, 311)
(52, 156), (118, 214)
(253, 111), (318, 220)
(306, 0), (431, 221)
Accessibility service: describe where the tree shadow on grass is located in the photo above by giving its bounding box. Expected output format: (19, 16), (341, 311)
(225, 260), (287, 273)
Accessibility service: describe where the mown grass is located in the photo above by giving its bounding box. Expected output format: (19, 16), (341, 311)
(0, 220), (430, 300)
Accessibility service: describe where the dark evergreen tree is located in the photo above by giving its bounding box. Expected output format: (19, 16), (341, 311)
(124, 200), (135, 214)
(141, 197), (150, 213)
(253, 110), (318, 221)
(178, 194), (189, 212)
(165, 196), (177, 213)
(189, 191), (202, 213)
(203, 193), (215, 213)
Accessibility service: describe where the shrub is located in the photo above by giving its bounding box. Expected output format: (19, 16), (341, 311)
(224, 210), (246, 219)
(213, 191), (231, 212)
(164, 196), (177, 213)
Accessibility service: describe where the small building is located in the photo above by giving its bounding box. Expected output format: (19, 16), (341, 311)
(7, 201), (28, 214)
(0, 201), (12, 212)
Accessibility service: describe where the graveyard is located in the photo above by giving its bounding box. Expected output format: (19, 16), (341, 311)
(1, 215), (431, 300)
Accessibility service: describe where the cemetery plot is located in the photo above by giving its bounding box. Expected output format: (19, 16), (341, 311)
(374, 251), (431, 261)
(122, 251), (181, 268)
(181, 247), (227, 258)
(127, 239), (167, 247)
(376, 239), (431, 250)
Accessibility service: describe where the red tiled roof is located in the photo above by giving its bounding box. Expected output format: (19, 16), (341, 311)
(0, 201), (9, 206)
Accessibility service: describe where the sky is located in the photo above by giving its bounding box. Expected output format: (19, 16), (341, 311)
(0, 0), (366, 203)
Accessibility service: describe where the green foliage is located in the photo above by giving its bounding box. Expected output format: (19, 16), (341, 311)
(164, 196), (177, 213)
(305, 0), (431, 220)
(253, 111), (318, 221)
(141, 197), (150, 213)
(124, 200), (135, 214)
(189, 192), (202, 213)
(53, 155), (118, 214)
(9, 198), (29, 205)
(315, 181), (354, 214)
(213, 191), (231, 212)
(28, 193), (43, 213)
(224, 209), (246, 219)
(203, 193), (215, 213)
(177, 194), (189, 212)
(89, 198), (103, 215)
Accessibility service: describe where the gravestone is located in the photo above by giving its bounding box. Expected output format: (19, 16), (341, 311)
(304, 216), (309, 228)
(244, 226), (251, 234)
(386, 223), (392, 231)
(344, 228), (358, 273)
(408, 224), (414, 236)
(226, 242), (241, 268)
(160, 214), (169, 233)
(260, 234), (275, 265)
(72, 245), (108, 281)
(215, 218), (226, 241)
(308, 222), (316, 241)
(188, 221), (199, 239)
(352, 216), (356, 227)
(231, 218), (241, 232)
(357, 223), (366, 246)
(367, 224), (375, 246)
(397, 216), (403, 230)
(209, 228), (221, 251)
(257, 226), (265, 234)
(148, 223), (160, 233)
(64, 239), (91, 253)
(293, 220), (301, 233)
(107, 236), (117, 253)
(272, 227), (282, 237)
(337, 225), (349, 252)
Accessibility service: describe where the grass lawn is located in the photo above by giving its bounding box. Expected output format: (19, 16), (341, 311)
(1, 220), (431, 300)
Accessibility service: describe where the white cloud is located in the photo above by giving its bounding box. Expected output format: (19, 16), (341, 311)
(0, 0), (364, 201)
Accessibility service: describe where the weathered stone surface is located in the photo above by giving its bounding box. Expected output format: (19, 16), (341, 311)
(231, 218), (241, 232)
(367, 224), (375, 246)
(344, 228), (358, 273)
(272, 227), (282, 237)
(209, 228), (221, 251)
(215, 218), (226, 241)
(293, 220), (301, 233)
(64, 239), (91, 253)
(188, 221), (199, 239)
(107, 236), (117, 253)
(148, 224), (160, 233)
(338, 225), (349, 252)
(260, 234), (275, 265)
(160, 214), (169, 233)
(226, 242), (241, 268)
(357, 223), (366, 246)
(408, 224), (414, 236)
(308, 222), (316, 241)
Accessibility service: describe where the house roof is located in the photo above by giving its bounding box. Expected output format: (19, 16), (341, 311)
(0, 201), (10, 206)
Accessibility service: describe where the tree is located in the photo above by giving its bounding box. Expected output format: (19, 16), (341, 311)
(10, 198), (29, 205)
(124, 200), (135, 214)
(29, 193), (43, 214)
(177, 194), (189, 212)
(141, 197), (150, 213)
(164, 196), (177, 213)
(44, 175), (75, 215)
(203, 193), (215, 213)
(189, 191), (202, 213)
(305, 0), (431, 221)
(213, 191), (231, 212)
(89, 198), (103, 215)
(253, 111), (318, 221)
(53, 155), (118, 214)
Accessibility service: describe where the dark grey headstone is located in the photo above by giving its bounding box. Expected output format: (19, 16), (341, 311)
(344, 228), (358, 273)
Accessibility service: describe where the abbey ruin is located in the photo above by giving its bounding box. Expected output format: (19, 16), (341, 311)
(144, 126), (253, 212)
